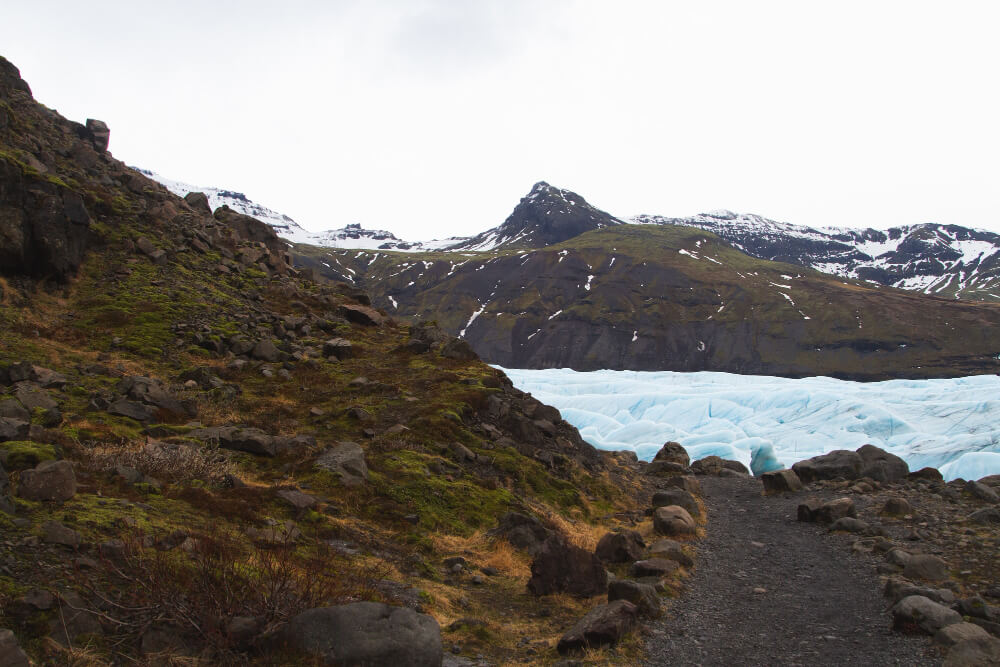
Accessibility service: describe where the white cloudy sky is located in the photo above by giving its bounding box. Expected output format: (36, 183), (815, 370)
(3, 1), (999, 238)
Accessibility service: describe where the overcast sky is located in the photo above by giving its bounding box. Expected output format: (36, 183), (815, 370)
(3, 1), (999, 238)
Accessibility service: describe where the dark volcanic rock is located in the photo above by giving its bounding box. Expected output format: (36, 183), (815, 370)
(281, 602), (442, 666)
(652, 441), (690, 467)
(857, 444), (909, 482)
(488, 512), (553, 555)
(85, 118), (110, 152)
(0, 156), (92, 282)
(690, 456), (749, 476)
(652, 505), (696, 536)
(792, 450), (863, 483)
(594, 530), (645, 564)
(761, 469), (803, 493)
(528, 536), (607, 597)
(183, 191), (211, 215)
(651, 488), (700, 517)
(17, 460), (76, 502)
(607, 580), (661, 618)
(556, 600), (638, 654)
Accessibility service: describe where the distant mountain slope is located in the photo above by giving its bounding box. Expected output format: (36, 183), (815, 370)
(633, 211), (1000, 302)
(137, 168), (467, 250)
(298, 224), (1000, 380)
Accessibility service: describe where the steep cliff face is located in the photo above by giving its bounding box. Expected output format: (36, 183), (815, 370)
(302, 225), (1000, 380)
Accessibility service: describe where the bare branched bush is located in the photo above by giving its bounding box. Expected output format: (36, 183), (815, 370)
(87, 526), (391, 661)
(77, 438), (237, 485)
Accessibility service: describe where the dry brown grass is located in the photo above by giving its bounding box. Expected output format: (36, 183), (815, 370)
(75, 437), (237, 485)
(430, 530), (531, 580)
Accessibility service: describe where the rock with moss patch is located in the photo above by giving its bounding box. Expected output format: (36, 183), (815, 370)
(6, 363), (67, 388)
(315, 441), (368, 486)
(0, 399), (29, 422)
(892, 595), (962, 634)
(0, 417), (30, 442)
(17, 459), (76, 501)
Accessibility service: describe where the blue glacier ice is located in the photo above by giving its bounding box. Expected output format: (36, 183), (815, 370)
(499, 368), (1000, 482)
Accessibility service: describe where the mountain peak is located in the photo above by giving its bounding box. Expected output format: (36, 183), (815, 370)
(449, 182), (622, 251)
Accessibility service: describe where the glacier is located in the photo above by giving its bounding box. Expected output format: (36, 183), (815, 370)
(499, 368), (1000, 482)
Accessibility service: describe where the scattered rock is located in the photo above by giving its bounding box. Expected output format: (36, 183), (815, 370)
(965, 480), (999, 503)
(339, 304), (385, 327)
(607, 580), (661, 618)
(184, 191), (211, 215)
(41, 520), (81, 548)
(815, 497), (857, 524)
(689, 456), (749, 476)
(277, 489), (318, 510)
(6, 362), (68, 388)
(652, 505), (696, 536)
(556, 600), (638, 654)
(829, 517), (869, 534)
(968, 507), (1000, 525)
(908, 467), (944, 482)
(107, 399), (156, 422)
(761, 469), (803, 493)
(528, 536), (608, 597)
(883, 496), (913, 516)
(943, 637), (1000, 667)
(647, 539), (694, 567)
(892, 595), (962, 634)
(281, 601), (442, 666)
(651, 488), (700, 517)
(17, 459), (76, 501)
(594, 530), (645, 564)
(315, 441), (369, 486)
(85, 118), (110, 151)
(251, 339), (283, 362)
(322, 337), (353, 360)
(652, 441), (690, 467)
(49, 590), (103, 646)
(903, 554), (949, 582)
(0, 628), (30, 667)
(660, 475), (702, 495)
(935, 622), (991, 647)
(629, 558), (680, 578)
(440, 339), (478, 361)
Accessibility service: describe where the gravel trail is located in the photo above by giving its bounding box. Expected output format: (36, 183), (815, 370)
(644, 476), (939, 666)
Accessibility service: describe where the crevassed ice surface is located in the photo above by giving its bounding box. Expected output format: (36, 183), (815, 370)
(498, 368), (1000, 482)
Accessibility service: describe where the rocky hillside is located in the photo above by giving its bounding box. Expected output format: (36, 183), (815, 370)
(634, 211), (1000, 302)
(301, 224), (1000, 380)
(0, 55), (664, 665)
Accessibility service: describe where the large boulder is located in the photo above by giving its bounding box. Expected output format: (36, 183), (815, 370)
(189, 426), (278, 457)
(761, 469), (803, 493)
(85, 118), (110, 151)
(17, 460), (76, 502)
(117, 376), (186, 416)
(792, 450), (863, 483)
(652, 442), (690, 467)
(652, 505), (696, 536)
(690, 456), (749, 476)
(315, 442), (368, 486)
(944, 637), (1000, 667)
(556, 600), (638, 654)
(903, 554), (950, 583)
(594, 530), (645, 564)
(6, 363), (67, 388)
(651, 488), (700, 517)
(281, 602), (442, 666)
(183, 191), (211, 215)
(857, 444), (909, 482)
(528, 536), (607, 598)
(339, 304), (385, 327)
(488, 512), (553, 555)
(440, 338), (478, 361)
(892, 595), (962, 634)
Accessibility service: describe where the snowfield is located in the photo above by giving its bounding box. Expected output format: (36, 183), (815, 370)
(499, 368), (1000, 481)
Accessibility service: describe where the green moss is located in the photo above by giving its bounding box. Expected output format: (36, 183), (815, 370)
(0, 441), (57, 470)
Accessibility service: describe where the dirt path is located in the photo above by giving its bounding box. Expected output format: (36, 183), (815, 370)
(644, 476), (939, 666)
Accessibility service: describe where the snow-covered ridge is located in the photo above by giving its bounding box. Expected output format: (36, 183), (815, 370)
(502, 367), (1000, 482)
(135, 167), (467, 251)
(632, 211), (1000, 301)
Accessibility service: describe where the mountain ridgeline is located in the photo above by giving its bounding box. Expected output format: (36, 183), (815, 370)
(296, 205), (1000, 381)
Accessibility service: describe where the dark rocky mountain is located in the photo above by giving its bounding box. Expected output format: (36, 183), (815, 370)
(633, 211), (1000, 302)
(301, 223), (1000, 381)
(445, 181), (623, 251)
